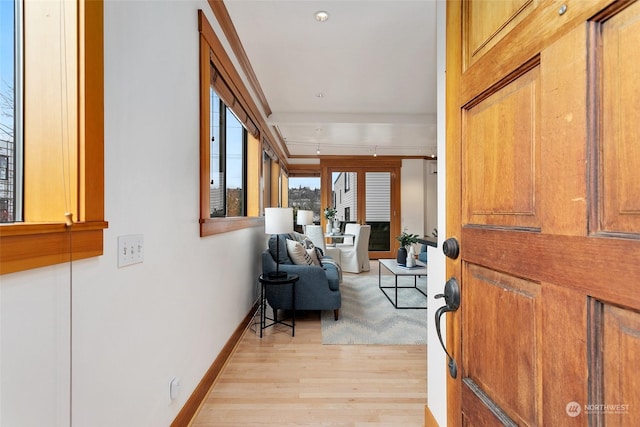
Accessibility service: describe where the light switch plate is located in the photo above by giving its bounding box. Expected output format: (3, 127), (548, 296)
(118, 234), (144, 267)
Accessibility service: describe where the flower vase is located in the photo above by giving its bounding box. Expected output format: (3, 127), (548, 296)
(326, 222), (332, 235)
(406, 246), (416, 267)
(333, 219), (341, 234)
(397, 247), (407, 266)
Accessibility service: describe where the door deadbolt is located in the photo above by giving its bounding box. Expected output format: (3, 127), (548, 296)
(442, 237), (460, 260)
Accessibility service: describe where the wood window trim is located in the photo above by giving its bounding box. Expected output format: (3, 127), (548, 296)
(199, 10), (266, 236)
(287, 163), (321, 177)
(246, 133), (261, 217)
(0, 0), (107, 275)
(200, 216), (264, 236)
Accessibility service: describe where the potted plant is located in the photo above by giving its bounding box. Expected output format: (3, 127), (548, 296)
(396, 230), (418, 265)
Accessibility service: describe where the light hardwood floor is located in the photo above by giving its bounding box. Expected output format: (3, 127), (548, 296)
(190, 263), (427, 427)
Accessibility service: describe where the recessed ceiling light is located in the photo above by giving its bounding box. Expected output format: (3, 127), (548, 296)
(314, 10), (329, 22)
(316, 92), (324, 98)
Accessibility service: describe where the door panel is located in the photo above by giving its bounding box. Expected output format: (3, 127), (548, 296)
(601, 5), (640, 234)
(332, 171), (358, 223)
(448, 1), (640, 426)
(602, 304), (640, 424)
(542, 283), (587, 426)
(462, 264), (541, 425)
(539, 22), (588, 236)
(463, 66), (540, 229)
(365, 172), (392, 253)
(464, 0), (536, 68)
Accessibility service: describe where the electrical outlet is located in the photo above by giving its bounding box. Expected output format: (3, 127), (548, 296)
(169, 377), (181, 400)
(118, 234), (144, 267)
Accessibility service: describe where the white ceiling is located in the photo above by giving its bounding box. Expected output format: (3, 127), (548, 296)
(223, 0), (438, 160)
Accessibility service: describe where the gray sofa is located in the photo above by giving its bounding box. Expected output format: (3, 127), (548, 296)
(262, 234), (341, 320)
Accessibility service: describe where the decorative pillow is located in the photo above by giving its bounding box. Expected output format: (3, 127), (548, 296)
(300, 236), (323, 265)
(301, 237), (315, 249)
(268, 234), (293, 264)
(314, 246), (324, 265)
(292, 231), (307, 244)
(306, 248), (321, 266)
(286, 239), (314, 266)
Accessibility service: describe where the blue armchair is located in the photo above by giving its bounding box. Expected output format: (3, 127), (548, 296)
(419, 244), (428, 263)
(262, 234), (341, 320)
(417, 237), (436, 263)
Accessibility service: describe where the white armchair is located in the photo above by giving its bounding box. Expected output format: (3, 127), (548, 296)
(336, 224), (371, 273)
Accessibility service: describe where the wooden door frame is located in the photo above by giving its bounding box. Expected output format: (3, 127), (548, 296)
(445, 1), (463, 425)
(320, 157), (402, 259)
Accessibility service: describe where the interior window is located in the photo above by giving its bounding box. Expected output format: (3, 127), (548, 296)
(1, 0), (106, 274)
(0, 0), (21, 223)
(224, 107), (246, 216)
(199, 10), (288, 235)
(209, 90), (247, 218)
(288, 177), (321, 222)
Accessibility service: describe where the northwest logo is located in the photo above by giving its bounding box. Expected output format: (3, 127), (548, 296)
(566, 401), (582, 417)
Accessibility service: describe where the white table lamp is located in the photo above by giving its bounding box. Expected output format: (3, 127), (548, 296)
(296, 209), (314, 234)
(265, 207), (293, 278)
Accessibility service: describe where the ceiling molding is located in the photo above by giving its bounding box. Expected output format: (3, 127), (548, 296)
(287, 163), (321, 176)
(268, 112), (436, 125)
(209, 0), (272, 117)
(272, 125), (293, 158)
(320, 157), (403, 169)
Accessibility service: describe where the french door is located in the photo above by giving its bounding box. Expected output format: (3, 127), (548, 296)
(321, 159), (401, 260)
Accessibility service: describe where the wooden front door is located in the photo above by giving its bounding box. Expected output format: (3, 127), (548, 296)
(445, 0), (640, 425)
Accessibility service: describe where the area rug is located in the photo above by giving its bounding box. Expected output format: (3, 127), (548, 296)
(321, 273), (428, 345)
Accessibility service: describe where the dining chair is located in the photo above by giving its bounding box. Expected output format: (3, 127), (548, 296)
(337, 224), (371, 273)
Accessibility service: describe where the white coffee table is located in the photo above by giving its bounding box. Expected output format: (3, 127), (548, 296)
(378, 258), (427, 309)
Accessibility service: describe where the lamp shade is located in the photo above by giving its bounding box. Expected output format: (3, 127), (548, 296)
(296, 210), (314, 226)
(264, 207), (294, 235)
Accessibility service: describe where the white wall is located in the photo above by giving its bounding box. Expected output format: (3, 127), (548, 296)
(1, 2), (266, 426)
(401, 159), (425, 240)
(427, 0), (449, 425)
